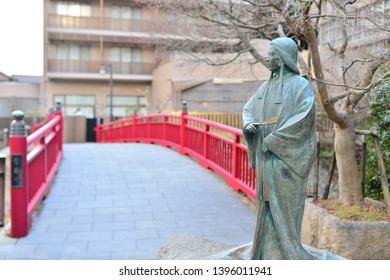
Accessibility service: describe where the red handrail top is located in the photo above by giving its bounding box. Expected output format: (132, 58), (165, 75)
(97, 113), (243, 136)
(185, 115), (243, 136)
(27, 115), (61, 146)
(97, 114), (181, 128)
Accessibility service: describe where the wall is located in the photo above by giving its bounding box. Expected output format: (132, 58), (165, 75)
(0, 82), (42, 117)
(63, 115), (87, 143)
(150, 61), (173, 113)
(180, 80), (261, 113)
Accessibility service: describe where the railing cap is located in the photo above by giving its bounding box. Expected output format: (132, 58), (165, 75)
(12, 110), (25, 121)
(55, 102), (62, 112)
(182, 100), (188, 113)
(10, 110), (26, 136)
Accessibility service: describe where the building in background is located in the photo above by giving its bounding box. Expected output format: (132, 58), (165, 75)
(319, 0), (389, 54)
(0, 72), (42, 118)
(43, 0), (267, 121)
(44, 0), (157, 121)
(175, 78), (261, 113)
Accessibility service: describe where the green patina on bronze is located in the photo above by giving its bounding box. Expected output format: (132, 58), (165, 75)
(243, 37), (317, 260)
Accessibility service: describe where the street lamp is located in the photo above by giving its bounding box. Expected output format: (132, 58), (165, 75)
(99, 63), (113, 122)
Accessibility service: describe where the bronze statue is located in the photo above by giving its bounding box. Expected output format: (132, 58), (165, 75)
(243, 37), (317, 259)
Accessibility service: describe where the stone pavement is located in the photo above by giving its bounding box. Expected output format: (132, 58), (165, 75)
(0, 143), (256, 260)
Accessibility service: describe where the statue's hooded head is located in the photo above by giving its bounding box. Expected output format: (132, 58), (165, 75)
(263, 37), (301, 104)
(269, 37), (300, 75)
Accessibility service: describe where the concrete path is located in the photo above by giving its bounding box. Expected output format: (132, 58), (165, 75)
(0, 143), (256, 260)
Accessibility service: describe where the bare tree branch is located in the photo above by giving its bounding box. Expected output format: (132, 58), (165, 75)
(348, 49), (390, 107)
(184, 48), (250, 66)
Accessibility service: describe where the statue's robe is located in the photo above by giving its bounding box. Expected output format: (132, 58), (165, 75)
(243, 72), (317, 259)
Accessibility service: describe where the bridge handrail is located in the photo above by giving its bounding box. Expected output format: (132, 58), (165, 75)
(9, 111), (63, 238)
(27, 115), (61, 145)
(96, 112), (256, 201)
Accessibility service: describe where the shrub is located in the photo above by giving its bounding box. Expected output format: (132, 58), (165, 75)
(365, 81), (390, 200)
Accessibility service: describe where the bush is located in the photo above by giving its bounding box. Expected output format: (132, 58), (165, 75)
(365, 81), (390, 200)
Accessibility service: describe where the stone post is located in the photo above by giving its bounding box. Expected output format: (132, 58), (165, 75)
(10, 110), (26, 136)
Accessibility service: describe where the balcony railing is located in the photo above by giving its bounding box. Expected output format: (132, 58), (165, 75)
(47, 14), (161, 33)
(47, 59), (155, 76)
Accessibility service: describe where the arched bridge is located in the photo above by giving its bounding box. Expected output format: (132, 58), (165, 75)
(0, 111), (256, 260)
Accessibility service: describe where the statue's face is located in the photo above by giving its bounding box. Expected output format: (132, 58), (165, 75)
(267, 44), (281, 72)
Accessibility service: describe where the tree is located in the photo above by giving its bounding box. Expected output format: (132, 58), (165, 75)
(142, 0), (390, 206)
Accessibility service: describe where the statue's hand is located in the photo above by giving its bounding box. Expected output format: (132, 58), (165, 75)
(245, 123), (261, 133)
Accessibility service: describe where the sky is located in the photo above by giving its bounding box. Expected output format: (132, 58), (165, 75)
(0, 0), (44, 76)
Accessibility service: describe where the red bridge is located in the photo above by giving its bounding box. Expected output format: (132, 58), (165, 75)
(7, 109), (255, 239)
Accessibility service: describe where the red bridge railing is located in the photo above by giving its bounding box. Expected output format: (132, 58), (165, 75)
(9, 111), (63, 237)
(96, 112), (256, 200)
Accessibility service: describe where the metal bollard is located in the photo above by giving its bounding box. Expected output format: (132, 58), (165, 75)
(0, 154), (5, 227)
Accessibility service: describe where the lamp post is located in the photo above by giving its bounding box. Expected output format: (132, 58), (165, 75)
(99, 63), (113, 122)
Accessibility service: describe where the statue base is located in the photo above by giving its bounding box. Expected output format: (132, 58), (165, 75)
(157, 235), (345, 260)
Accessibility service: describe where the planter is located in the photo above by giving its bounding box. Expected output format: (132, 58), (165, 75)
(302, 199), (390, 260)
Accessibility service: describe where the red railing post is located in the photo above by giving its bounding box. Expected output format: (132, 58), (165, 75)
(55, 103), (63, 153)
(147, 116), (151, 142)
(9, 110), (28, 238)
(232, 133), (240, 179)
(163, 115), (168, 144)
(109, 122), (112, 142)
(96, 123), (101, 142)
(120, 121), (124, 142)
(203, 124), (209, 160)
(132, 112), (137, 142)
(180, 101), (188, 155)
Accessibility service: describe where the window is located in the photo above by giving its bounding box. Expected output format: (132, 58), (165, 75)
(57, 44), (90, 60)
(106, 96), (147, 118)
(110, 5), (141, 19)
(54, 95), (95, 118)
(56, 1), (91, 17)
(110, 5), (142, 31)
(0, 98), (39, 117)
(56, 1), (91, 27)
(110, 47), (142, 74)
(56, 44), (90, 72)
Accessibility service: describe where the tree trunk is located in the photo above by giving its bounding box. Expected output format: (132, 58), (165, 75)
(334, 114), (363, 206)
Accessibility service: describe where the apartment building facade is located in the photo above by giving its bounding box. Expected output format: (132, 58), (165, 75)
(44, 0), (162, 121)
(43, 0), (270, 121)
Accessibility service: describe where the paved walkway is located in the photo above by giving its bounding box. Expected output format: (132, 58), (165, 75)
(0, 143), (256, 260)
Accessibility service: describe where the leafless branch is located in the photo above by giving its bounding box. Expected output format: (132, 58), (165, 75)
(184, 48), (250, 66)
(328, 70), (390, 104)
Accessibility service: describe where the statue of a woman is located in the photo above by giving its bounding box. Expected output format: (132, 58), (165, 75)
(243, 37), (317, 259)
